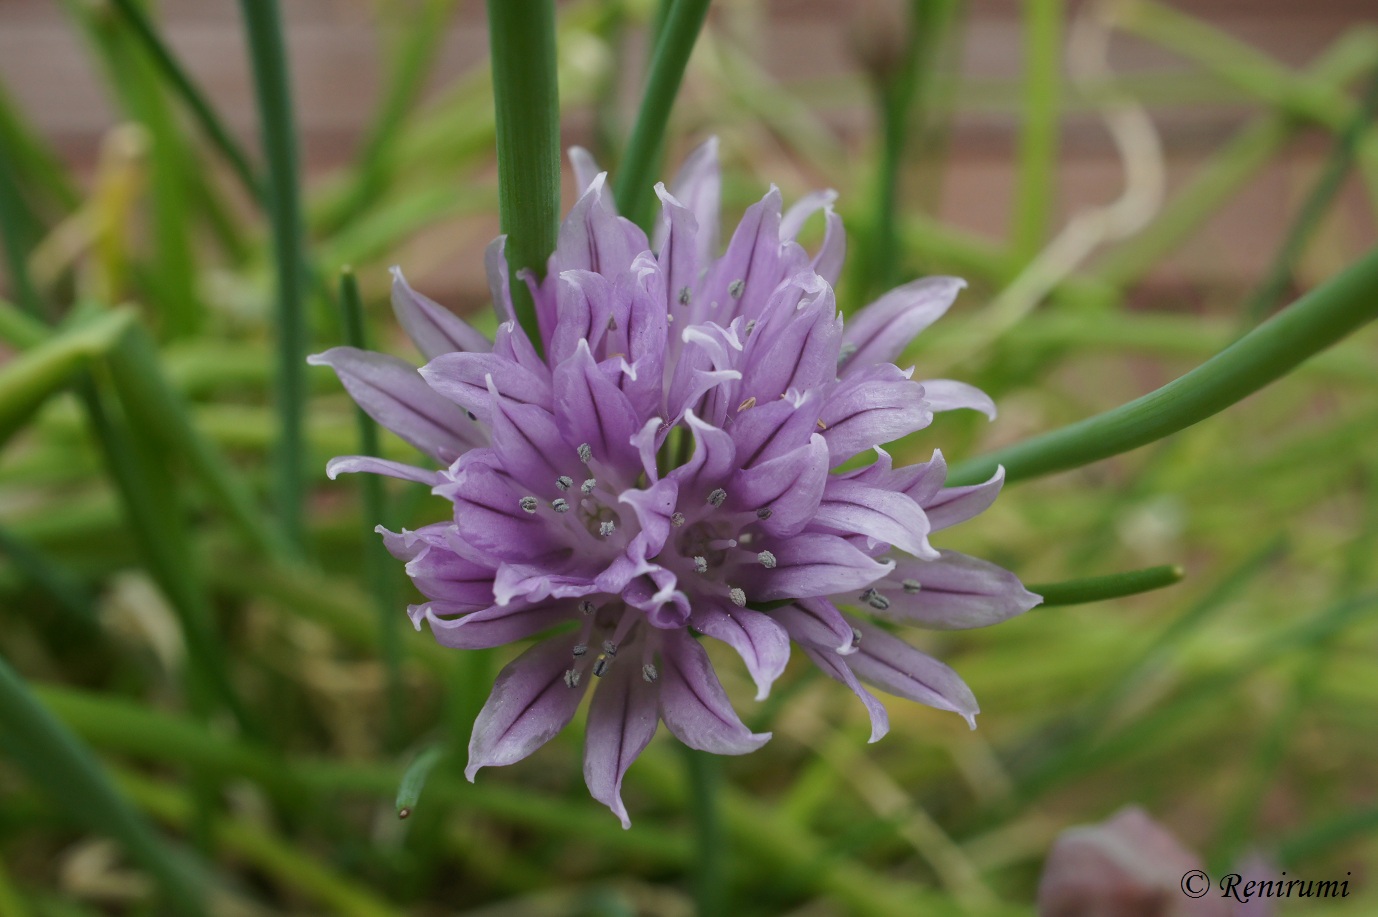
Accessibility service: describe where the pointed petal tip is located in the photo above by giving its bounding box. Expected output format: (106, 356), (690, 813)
(464, 762), (481, 782)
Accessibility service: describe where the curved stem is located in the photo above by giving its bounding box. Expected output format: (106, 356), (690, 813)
(949, 244), (1378, 485)
(1029, 564), (1184, 607)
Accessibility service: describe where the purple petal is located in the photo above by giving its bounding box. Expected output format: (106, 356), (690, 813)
(552, 173), (648, 279)
(584, 642), (659, 829)
(549, 270), (616, 366)
(307, 346), (481, 461)
(390, 267), (492, 360)
(875, 551), (1041, 630)
(811, 208), (846, 287)
(844, 617), (979, 728)
(817, 364), (932, 465)
(667, 410), (736, 502)
(814, 477), (937, 559)
(666, 136), (721, 267)
(919, 379), (997, 420)
(838, 276), (965, 374)
(568, 145), (603, 198)
(729, 391), (821, 469)
(484, 236), (515, 324)
(738, 276), (843, 404)
(553, 340), (641, 477)
(657, 629), (770, 754)
(731, 433), (830, 537)
(744, 533), (893, 601)
(691, 602), (791, 701)
(446, 465), (564, 563)
(426, 600), (570, 650)
(780, 189), (838, 242)
(655, 183), (701, 318)
(466, 635), (589, 780)
(772, 597), (856, 654)
(420, 351), (552, 425)
(405, 543), (496, 607)
(801, 645), (889, 743)
(486, 383), (570, 495)
(705, 187), (784, 324)
(325, 455), (440, 485)
(923, 465), (1003, 531)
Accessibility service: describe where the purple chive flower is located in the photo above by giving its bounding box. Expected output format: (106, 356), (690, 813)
(310, 139), (1039, 827)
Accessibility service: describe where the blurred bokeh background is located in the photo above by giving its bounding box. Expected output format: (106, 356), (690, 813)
(1, 1), (1376, 915)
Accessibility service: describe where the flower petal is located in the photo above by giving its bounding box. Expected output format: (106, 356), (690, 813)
(466, 635), (589, 780)
(484, 236), (515, 324)
(919, 378), (997, 420)
(390, 267), (492, 360)
(308, 346), (481, 461)
(552, 172), (648, 279)
(731, 433), (830, 537)
(744, 532), (893, 601)
(325, 455), (440, 485)
(568, 145), (603, 198)
(817, 364), (932, 465)
(874, 551), (1041, 630)
(738, 276), (843, 404)
(553, 339), (641, 477)
(814, 477), (937, 559)
(844, 617), (979, 728)
(657, 629), (770, 754)
(923, 465), (1004, 531)
(772, 597), (857, 654)
(666, 136), (721, 267)
(420, 351), (552, 425)
(691, 602), (791, 701)
(406, 544), (497, 607)
(838, 276), (965, 374)
(800, 645), (889, 742)
(426, 600), (570, 650)
(584, 642), (659, 829)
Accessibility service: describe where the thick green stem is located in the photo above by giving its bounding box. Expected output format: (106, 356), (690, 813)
(239, 0), (309, 551)
(683, 747), (726, 917)
(949, 245), (1378, 485)
(1029, 564), (1184, 607)
(1010, 0), (1062, 261)
(487, 0), (560, 355)
(612, 0), (712, 229)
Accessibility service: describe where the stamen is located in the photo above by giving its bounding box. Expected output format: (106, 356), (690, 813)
(708, 538), (737, 550)
(744, 319), (757, 337)
(581, 478), (598, 495)
(578, 443), (593, 463)
(902, 579), (922, 594)
(552, 498), (570, 513)
(678, 287), (691, 306)
(728, 279), (744, 298)
(757, 551), (777, 568)
(593, 655), (610, 677)
(572, 644), (588, 657)
(519, 495), (538, 514)
(607, 314), (618, 331)
(756, 507), (773, 520)
(707, 488), (727, 507)
(859, 587), (880, 605)
(693, 556), (708, 574)
(671, 512), (686, 527)
(816, 418), (828, 430)
(666, 312), (675, 324)
(642, 663), (659, 683)
(564, 669), (581, 688)
(867, 592), (891, 611)
(599, 520), (616, 537)
(579, 600), (596, 615)
(728, 587), (747, 608)
(737, 396), (757, 412)
(466, 410), (478, 421)
(602, 640), (618, 657)
(837, 342), (857, 362)
(850, 627), (863, 649)
(556, 475), (573, 491)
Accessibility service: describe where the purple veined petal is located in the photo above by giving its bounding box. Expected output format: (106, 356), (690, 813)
(553, 339), (641, 477)
(491, 561), (600, 606)
(618, 476), (679, 562)
(325, 455), (441, 485)
(552, 173), (649, 279)
(420, 350), (552, 425)
(691, 602), (790, 701)
(486, 378), (570, 495)
(484, 236), (515, 324)
(466, 635), (590, 780)
(406, 543), (497, 606)
(923, 465), (1003, 532)
(667, 410), (736, 502)
(744, 532), (894, 602)
(918, 378), (997, 420)
(657, 628), (771, 754)
(838, 276), (965, 375)
(549, 270), (616, 365)
(568, 145), (604, 199)
(875, 550), (1041, 630)
(390, 267), (492, 360)
(772, 597), (857, 654)
(491, 316), (550, 382)
(426, 600), (571, 650)
(666, 136), (721, 266)
(729, 390), (822, 469)
(621, 564), (691, 629)
(447, 465), (565, 563)
(376, 523), (450, 562)
(780, 189), (838, 242)
(583, 638), (659, 829)
(897, 448), (948, 506)
(738, 278), (843, 405)
(801, 645), (890, 743)
(655, 183), (701, 319)
(731, 433), (830, 537)
(704, 186), (784, 325)
(843, 616), (979, 728)
(814, 477), (938, 559)
(811, 207), (846, 287)
(631, 417), (664, 482)
(817, 363), (932, 466)
(307, 346), (481, 462)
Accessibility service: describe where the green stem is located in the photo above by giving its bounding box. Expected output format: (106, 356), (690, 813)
(683, 746), (725, 917)
(487, 0), (560, 356)
(1028, 564), (1184, 607)
(612, 0), (712, 230)
(338, 268), (404, 742)
(108, 0), (261, 201)
(239, 0), (310, 551)
(1010, 0), (1062, 262)
(395, 744), (446, 818)
(949, 245), (1378, 485)
(0, 150), (44, 318)
(0, 657), (204, 915)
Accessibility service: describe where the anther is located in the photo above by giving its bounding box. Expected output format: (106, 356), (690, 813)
(556, 475), (573, 491)
(602, 640), (618, 657)
(744, 319), (757, 337)
(607, 315), (619, 331)
(837, 342), (857, 362)
(757, 551), (777, 569)
(578, 443), (593, 464)
(593, 655), (610, 677)
(756, 507), (773, 520)
(642, 663), (659, 683)
(552, 498), (570, 513)
(694, 556), (708, 574)
(729, 587), (747, 608)
(850, 627), (863, 649)
(737, 396), (757, 412)
(860, 587), (880, 605)
(867, 592), (891, 611)
(678, 287), (691, 306)
(579, 600), (596, 615)
(671, 512), (686, 527)
(581, 478), (598, 495)
(466, 410), (478, 421)
(902, 579), (922, 594)
(564, 669), (581, 688)
(707, 488), (727, 507)
(599, 520), (616, 537)
(519, 495), (538, 514)
(728, 279), (745, 298)
(816, 418), (828, 430)
(572, 644), (588, 657)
